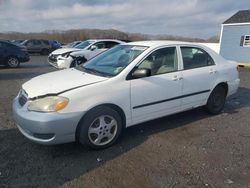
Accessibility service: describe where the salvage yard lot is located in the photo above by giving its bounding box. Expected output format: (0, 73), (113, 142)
(0, 56), (250, 188)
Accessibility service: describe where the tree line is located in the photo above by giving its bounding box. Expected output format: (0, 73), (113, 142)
(0, 29), (219, 43)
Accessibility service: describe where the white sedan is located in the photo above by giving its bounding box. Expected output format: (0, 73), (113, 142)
(13, 41), (240, 149)
(48, 39), (124, 69)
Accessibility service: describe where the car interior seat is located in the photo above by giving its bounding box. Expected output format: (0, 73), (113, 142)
(192, 53), (207, 68)
(157, 53), (177, 74)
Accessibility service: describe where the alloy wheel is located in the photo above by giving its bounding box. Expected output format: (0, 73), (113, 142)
(88, 115), (118, 146)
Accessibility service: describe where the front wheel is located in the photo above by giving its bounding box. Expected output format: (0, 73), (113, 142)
(76, 106), (123, 149)
(7, 57), (20, 68)
(205, 85), (227, 115)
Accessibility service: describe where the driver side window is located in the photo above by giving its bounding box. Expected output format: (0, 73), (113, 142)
(137, 47), (178, 76)
(27, 41), (33, 46)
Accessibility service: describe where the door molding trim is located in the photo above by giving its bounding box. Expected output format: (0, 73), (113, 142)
(133, 90), (210, 109)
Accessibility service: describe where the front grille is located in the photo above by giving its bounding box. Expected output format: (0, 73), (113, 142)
(33, 133), (55, 140)
(18, 93), (27, 106)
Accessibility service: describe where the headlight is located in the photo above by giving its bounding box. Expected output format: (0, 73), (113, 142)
(28, 96), (69, 112)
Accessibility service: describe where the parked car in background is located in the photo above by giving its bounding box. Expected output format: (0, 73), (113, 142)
(48, 39), (124, 68)
(0, 39), (11, 42)
(11, 39), (25, 45)
(61, 41), (82, 48)
(0, 40), (29, 68)
(13, 41), (240, 149)
(21, 39), (52, 55)
(49, 40), (61, 51)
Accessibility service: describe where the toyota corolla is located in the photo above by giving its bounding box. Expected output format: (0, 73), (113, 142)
(13, 41), (240, 149)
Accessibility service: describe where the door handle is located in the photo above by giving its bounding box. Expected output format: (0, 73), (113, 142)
(172, 75), (183, 81)
(209, 69), (217, 74)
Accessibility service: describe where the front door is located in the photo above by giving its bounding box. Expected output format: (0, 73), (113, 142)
(130, 46), (183, 124)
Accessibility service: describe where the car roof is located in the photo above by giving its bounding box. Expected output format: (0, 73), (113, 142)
(86, 39), (124, 43)
(0, 39), (10, 43)
(126, 40), (195, 47)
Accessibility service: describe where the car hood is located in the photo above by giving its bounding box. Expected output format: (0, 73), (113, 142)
(51, 48), (81, 55)
(22, 68), (108, 99)
(70, 49), (90, 56)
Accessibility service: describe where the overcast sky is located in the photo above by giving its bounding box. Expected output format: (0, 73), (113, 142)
(0, 0), (248, 38)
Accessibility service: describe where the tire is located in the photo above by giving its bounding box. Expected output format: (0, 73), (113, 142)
(7, 56), (20, 68)
(40, 49), (49, 55)
(70, 56), (87, 68)
(76, 106), (123, 149)
(205, 85), (227, 115)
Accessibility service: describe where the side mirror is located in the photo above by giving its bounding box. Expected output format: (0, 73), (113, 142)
(90, 45), (97, 51)
(132, 68), (151, 79)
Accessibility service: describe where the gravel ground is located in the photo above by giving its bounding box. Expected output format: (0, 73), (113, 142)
(0, 56), (249, 188)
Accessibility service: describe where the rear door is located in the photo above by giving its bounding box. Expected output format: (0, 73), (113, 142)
(0, 42), (4, 64)
(33, 40), (42, 52)
(25, 40), (34, 52)
(0, 42), (8, 64)
(130, 46), (183, 124)
(179, 46), (218, 110)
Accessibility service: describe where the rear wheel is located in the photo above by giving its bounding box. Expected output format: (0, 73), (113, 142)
(7, 57), (20, 68)
(76, 106), (123, 149)
(205, 85), (227, 114)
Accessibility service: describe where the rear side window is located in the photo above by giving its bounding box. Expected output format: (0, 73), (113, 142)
(105, 41), (120, 48)
(0, 41), (16, 49)
(94, 42), (106, 49)
(26, 40), (34, 45)
(181, 47), (215, 70)
(33, 40), (42, 45)
(42, 40), (49, 45)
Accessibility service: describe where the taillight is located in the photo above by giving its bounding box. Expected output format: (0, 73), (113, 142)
(237, 64), (245, 71)
(237, 65), (240, 72)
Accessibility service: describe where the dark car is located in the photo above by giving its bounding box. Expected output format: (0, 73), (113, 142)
(11, 39), (25, 45)
(0, 40), (30, 68)
(49, 40), (61, 51)
(21, 39), (52, 55)
(0, 39), (11, 42)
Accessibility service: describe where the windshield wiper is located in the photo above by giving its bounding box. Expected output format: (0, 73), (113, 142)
(78, 66), (113, 77)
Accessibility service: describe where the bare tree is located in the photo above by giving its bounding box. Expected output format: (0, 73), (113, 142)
(0, 29), (217, 43)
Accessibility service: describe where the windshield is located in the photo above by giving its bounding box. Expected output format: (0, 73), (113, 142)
(75, 41), (93, 49)
(79, 45), (148, 77)
(20, 40), (28, 45)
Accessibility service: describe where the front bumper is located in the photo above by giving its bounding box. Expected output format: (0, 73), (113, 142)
(12, 96), (84, 145)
